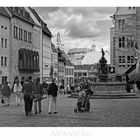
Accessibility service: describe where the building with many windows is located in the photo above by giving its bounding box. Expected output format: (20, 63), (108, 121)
(51, 43), (58, 81)
(62, 50), (74, 87)
(74, 64), (99, 84)
(0, 7), (10, 84)
(6, 7), (40, 84)
(110, 7), (140, 75)
(29, 8), (52, 82)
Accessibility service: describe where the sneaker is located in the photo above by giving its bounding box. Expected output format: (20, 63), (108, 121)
(35, 112), (38, 114)
(39, 110), (42, 114)
(48, 112), (52, 114)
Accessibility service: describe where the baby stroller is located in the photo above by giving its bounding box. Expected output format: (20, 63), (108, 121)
(74, 89), (90, 113)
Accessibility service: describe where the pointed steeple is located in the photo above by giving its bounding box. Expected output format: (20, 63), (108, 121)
(57, 32), (61, 43)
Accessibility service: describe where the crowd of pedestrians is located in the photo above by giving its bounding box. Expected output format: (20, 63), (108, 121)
(0, 76), (59, 117)
(0, 76), (93, 116)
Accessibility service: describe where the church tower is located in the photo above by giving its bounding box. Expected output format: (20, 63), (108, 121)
(56, 31), (64, 49)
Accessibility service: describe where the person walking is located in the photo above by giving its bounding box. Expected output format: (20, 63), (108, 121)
(28, 76), (33, 113)
(1, 81), (11, 107)
(22, 77), (33, 116)
(48, 79), (58, 114)
(32, 77), (43, 114)
(13, 78), (22, 106)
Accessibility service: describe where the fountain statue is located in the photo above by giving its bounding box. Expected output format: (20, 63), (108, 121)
(98, 48), (108, 82)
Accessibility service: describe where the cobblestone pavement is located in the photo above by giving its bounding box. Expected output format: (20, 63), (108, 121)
(0, 94), (140, 127)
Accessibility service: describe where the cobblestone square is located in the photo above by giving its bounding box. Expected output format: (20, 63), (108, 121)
(0, 94), (140, 127)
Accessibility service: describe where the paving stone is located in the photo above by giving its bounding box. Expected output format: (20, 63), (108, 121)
(0, 94), (140, 126)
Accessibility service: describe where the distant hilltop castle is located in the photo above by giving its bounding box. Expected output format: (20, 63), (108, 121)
(67, 44), (97, 65)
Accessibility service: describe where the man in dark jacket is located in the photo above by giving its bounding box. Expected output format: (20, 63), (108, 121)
(22, 77), (33, 116)
(48, 79), (58, 114)
(33, 77), (43, 114)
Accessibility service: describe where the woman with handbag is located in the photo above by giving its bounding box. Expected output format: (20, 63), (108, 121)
(14, 78), (22, 106)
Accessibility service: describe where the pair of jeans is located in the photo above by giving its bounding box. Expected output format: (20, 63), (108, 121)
(24, 94), (32, 115)
(34, 94), (42, 113)
(48, 95), (57, 113)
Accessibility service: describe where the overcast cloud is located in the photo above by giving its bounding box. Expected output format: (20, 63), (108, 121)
(35, 7), (115, 53)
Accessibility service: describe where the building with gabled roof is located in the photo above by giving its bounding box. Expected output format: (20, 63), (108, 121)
(110, 7), (140, 77)
(29, 7), (52, 82)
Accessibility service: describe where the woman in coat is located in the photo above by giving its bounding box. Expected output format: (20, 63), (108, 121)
(2, 81), (11, 107)
(13, 78), (22, 106)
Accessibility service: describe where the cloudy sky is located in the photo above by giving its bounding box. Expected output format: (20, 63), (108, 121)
(35, 7), (116, 54)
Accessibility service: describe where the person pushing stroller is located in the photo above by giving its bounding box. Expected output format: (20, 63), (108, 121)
(74, 80), (93, 112)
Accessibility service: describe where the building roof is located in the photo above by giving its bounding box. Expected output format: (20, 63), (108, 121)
(29, 7), (52, 37)
(7, 7), (35, 25)
(51, 43), (57, 53)
(57, 47), (66, 62)
(74, 64), (97, 71)
(0, 7), (10, 17)
(61, 50), (73, 66)
(115, 7), (136, 16)
(68, 48), (91, 54)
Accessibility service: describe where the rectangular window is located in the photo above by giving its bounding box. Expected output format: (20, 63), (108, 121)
(1, 56), (3, 66)
(122, 37), (125, 47)
(122, 19), (125, 31)
(119, 37), (126, 48)
(118, 56), (122, 63)
(113, 37), (115, 46)
(5, 39), (7, 48)
(4, 57), (7, 66)
(24, 30), (27, 42)
(19, 28), (23, 40)
(1, 38), (4, 47)
(74, 73), (77, 77)
(118, 19), (121, 29)
(119, 38), (121, 48)
(122, 56), (125, 63)
(127, 56), (130, 63)
(14, 26), (18, 38)
(28, 32), (32, 43)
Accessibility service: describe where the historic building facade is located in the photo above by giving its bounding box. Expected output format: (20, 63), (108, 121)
(29, 8), (52, 82)
(51, 43), (58, 81)
(63, 50), (74, 87)
(0, 8), (10, 84)
(110, 7), (140, 75)
(74, 64), (98, 84)
(6, 7), (40, 84)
